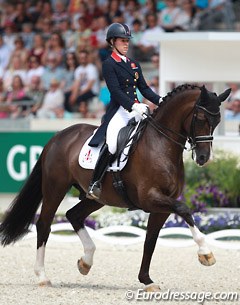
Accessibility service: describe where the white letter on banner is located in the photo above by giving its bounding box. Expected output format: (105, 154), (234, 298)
(30, 146), (43, 172)
(7, 145), (27, 181)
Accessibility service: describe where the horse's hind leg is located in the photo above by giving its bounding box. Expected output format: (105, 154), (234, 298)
(173, 202), (216, 266)
(66, 198), (103, 275)
(34, 185), (69, 286)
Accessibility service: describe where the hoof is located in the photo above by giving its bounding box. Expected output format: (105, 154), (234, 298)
(144, 283), (161, 292)
(198, 252), (216, 266)
(38, 280), (52, 287)
(78, 258), (91, 275)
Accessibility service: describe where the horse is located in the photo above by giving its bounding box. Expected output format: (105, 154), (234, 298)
(0, 84), (231, 291)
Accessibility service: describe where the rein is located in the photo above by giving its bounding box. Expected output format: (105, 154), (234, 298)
(144, 113), (191, 150)
(144, 102), (220, 151)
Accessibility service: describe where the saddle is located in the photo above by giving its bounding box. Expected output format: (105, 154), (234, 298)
(78, 119), (146, 210)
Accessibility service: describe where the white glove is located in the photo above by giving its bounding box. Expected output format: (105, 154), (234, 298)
(132, 103), (149, 118)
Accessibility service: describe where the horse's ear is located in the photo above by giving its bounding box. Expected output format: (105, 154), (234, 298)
(200, 85), (209, 100)
(218, 88), (231, 104)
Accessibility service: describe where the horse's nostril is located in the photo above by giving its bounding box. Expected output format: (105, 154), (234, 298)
(198, 155), (207, 165)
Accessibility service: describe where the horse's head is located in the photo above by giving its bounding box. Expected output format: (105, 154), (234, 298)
(189, 85), (231, 166)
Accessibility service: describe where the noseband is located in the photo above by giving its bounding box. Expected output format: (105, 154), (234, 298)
(145, 101), (220, 151)
(188, 105), (220, 149)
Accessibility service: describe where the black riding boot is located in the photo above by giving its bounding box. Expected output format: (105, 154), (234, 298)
(87, 144), (113, 200)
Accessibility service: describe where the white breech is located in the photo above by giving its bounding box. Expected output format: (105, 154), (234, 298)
(106, 106), (136, 154)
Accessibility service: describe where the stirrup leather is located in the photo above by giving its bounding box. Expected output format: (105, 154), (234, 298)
(87, 182), (101, 200)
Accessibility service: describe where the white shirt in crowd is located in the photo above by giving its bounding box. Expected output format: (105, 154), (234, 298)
(74, 63), (100, 95)
(36, 87), (64, 118)
(26, 66), (45, 85)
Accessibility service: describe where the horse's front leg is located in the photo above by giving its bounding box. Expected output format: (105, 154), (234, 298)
(171, 202), (216, 266)
(189, 226), (216, 266)
(144, 193), (216, 268)
(138, 212), (170, 292)
(66, 198), (103, 275)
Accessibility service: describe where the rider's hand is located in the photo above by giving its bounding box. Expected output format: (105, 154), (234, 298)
(132, 103), (149, 119)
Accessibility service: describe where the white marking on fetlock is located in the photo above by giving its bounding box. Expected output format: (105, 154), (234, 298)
(144, 283), (161, 292)
(189, 226), (211, 255)
(34, 244), (50, 284)
(77, 227), (96, 266)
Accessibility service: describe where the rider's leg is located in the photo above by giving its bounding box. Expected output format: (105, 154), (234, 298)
(87, 143), (113, 199)
(87, 106), (132, 199)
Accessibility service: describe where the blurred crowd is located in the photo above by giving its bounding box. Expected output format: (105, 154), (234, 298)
(0, 0), (238, 119)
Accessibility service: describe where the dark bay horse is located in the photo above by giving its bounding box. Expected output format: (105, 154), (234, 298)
(0, 84), (231, 291)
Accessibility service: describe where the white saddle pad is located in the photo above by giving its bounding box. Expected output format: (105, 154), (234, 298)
(79, 123), (140, 171)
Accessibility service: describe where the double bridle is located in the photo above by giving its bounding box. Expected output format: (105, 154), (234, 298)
(145, 103), (220, 151)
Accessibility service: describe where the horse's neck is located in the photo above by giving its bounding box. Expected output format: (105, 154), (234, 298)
(156, 90), (197, 131)
(143, 90), (197, 157)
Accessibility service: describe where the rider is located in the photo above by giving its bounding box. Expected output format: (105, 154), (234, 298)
(87, 23), (161, 200)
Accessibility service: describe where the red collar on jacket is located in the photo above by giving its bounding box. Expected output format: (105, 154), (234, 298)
(111, 52), (122, 62)
(111, 52), (129, 63)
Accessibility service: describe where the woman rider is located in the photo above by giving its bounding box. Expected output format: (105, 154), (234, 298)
(87, 23), (161, 200)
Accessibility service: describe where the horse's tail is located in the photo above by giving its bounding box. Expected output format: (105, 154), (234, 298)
(0, 155), (43, 246)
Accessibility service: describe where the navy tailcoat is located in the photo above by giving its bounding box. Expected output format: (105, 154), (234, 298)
(88, 52), (160, 147)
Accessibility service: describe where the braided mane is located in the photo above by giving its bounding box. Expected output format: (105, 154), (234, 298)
(161, 84), (200, 103)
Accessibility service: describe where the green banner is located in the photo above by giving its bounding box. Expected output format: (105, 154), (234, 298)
(0, 132), (55, 193)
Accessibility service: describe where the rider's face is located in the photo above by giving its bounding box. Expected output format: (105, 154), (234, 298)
(113, 38), (129, 56)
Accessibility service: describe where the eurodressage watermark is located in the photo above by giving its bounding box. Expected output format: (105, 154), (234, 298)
(125, 289), (239, 303)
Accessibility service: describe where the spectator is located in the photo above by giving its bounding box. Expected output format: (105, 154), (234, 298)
(174, 0), (197, 31)
(6, 75), (28, 118)
(142, 53), (160, 111)
(139, 0), (157, 18)
(58, 18), (75, 51)
(86, 0), (104, 23)
(41, 54), (66, 91)
(138, 13), (164, 61)
(105, 0), (123, 24)
(26, 55), (45, 86)
(21, 22), (35, 50)
(13, 2), (32, 32)
(24, 75), (45, 117)
(36, 78), (65, 118)
(38, 2), (53, 21)
(66, 50), (100, 117)
(158, 0), (182, 32)
(128, 18), (143, 60)
(36, 18), (52, 42)
(73, 17), (92, 52)
(70, 1), (89, 31)
(148, 53), (160, 81)
(2, 21), (17, 51)
(52, 0), (69, 29)
(123, 0), (140, 27)
(225, 83), (240, 120)
(27, 0), (43, 24)
(0, 3), (16, 28)
(3, 55), (27, 90)
(42, 31), (65, 67)
(29, 33), (46, 63)
(9, 36), (29, 69)
(0, 77), (8, 118)
(93, 15), (110, 61)
(0, 34), (12, 71)
(62, 51), (78, 106)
